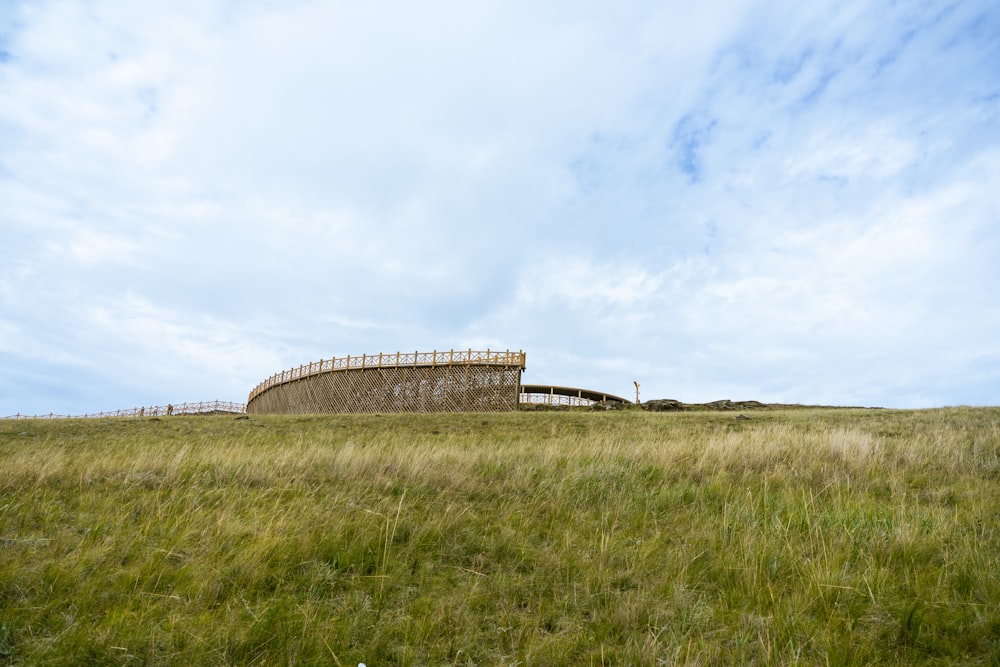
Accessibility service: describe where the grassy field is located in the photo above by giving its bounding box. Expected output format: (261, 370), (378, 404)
(1, 408), (999, 665)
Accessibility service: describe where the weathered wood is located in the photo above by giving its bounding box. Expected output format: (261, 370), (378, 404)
(519, 384), (632, 407)
(4, 400), (247, 420)
(247, 349), (526, 414)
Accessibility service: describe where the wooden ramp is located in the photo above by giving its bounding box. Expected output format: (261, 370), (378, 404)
(519, 384), (631, 407)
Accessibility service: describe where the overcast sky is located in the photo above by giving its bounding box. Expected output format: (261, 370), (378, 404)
(2, 1), (998, 415)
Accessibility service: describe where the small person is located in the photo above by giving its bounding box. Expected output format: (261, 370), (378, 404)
(167, 404), (174, 416)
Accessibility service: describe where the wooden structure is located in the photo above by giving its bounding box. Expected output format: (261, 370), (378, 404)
(246, 349), (526, 414)
(519, 384), (632, 408)
(4, 400), (247, 420)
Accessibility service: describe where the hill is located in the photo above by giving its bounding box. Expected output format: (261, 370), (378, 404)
(1, 408), (998, 665)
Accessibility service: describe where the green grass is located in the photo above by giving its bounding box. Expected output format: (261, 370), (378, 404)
(1, 408), (999, 665)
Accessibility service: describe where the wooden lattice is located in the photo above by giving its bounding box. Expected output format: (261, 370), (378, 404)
(519, 384), (632, 407)
(246, 349), (526, 414)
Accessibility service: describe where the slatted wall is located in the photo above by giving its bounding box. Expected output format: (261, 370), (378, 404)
(246, 350), (525, 414)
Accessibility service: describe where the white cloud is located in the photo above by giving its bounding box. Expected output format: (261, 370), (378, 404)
(516, 258), (666, 310)
(57, 228), (142, 265)
(781, 123), (918, 182)
(1, 0), (998, 412)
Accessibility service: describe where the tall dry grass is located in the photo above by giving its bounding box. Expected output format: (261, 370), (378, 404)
(1, 408), (998, 665)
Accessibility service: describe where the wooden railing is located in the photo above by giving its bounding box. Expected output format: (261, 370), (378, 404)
(4, 400), (246, 420)
(520, 392), (593, 407)
(248, 349), (526, 404)
(519, 384), (631, 406)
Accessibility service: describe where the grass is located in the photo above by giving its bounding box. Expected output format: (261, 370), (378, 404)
(1, 408), (999, 665)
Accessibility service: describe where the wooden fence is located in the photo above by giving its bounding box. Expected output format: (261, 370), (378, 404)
(520, 392), (593, 407)
(519, 384), (632, 407)
(4, 400), (246, 420)
(247, 349), (526, 414)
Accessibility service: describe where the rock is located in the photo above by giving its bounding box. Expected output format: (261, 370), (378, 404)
(590, 400), (627, 411)
(642, 399), (685, 412)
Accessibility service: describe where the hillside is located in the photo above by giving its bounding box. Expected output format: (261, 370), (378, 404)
(1, 408), (998, 665)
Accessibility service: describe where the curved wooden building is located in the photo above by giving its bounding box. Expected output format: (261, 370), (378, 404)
(246, 349), (526, 414)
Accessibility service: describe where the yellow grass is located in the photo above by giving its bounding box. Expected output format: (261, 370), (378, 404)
(1, 408), (998, 665)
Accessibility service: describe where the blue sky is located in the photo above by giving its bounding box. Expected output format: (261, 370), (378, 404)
(2, 0), (998, 414)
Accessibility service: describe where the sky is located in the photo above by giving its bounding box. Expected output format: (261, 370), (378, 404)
(1, 0), (999, 415)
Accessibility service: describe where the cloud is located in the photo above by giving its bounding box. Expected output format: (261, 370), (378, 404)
(1, 0), (998, 413)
